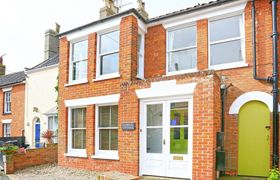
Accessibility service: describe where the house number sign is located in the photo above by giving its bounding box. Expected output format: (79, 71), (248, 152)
(122, 123), (136, 131)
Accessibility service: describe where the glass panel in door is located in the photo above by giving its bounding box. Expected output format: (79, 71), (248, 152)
(146, 104), (163, 153)
(169, 102), (188, 154)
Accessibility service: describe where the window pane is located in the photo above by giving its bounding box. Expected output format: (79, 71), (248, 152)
(99, 106), (110, 127)
(100, 31), (120, 54)
(147, 104), (163, 126)
(111, 106), (118, 127)
(170, 102), (188, 126)
(168, 48), (196, 72)
(72, 129), (86, 149)
(99, 129), (109, 150)
(210, 40), (242, 66)
(210, 15), (242, 42)
(168, 26), (196, 50)
(147, 128), (162, 153)
(111, 129), (118, 150)
(100, 53), (119, 75)
(73, 40), (88, 61)
(48, 117), (53, 130)
(54, 116), (58, 131)
(138, 34), (142, 52)
(72, 60), (87, 80)
(72, 108), (86, 128)
(170, 127), (188, 154)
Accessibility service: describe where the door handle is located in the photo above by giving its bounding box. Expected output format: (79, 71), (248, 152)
(163, 139), (165, 145)
(265, 125), (271, 130)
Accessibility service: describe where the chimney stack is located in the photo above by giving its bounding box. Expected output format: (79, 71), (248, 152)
(137, 0), (148, 20)
(44, 24), (60, 60)
(0, 55), (6, 76)
(100, 0), (118, 19)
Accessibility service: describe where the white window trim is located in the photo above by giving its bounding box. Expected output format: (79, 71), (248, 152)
(94, 103), (119, 160)
(166, 23), (197, 76)
(208, 12), (247, 70)
(2, 87), (12, 92)
(95, 29), (120, 81)
(2, 119), (12, 124)
(137, 32), (145, 79)
(68, 37), (88, 85)
(48, 115), (58, 131)
(66, 107), (87, 158)
(4, 91), (11, 114)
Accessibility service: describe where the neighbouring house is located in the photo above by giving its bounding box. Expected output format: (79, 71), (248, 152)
(0, 70), (25, 138)
(57, 0), (280, 179)
(24, 29), (59, 148)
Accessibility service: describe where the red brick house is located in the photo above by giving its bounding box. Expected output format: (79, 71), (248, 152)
(0, 70), (26, 138)
(57, 0), (280, 179)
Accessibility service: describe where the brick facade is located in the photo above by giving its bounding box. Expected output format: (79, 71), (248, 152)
(0, 83), (25, 137)
(58, 0), (280, 179)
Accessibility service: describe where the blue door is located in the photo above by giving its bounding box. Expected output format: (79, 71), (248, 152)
(35, 123), (40, 148)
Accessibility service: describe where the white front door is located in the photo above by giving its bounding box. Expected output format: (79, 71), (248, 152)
(140, 97), (192, 179)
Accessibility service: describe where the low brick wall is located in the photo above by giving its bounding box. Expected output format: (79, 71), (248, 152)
(13, 143), (58, 171)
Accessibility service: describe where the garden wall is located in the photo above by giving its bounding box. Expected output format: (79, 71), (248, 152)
(5, 143), (58, 174)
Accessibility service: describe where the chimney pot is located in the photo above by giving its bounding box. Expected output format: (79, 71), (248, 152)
(100, 0), (118, 19)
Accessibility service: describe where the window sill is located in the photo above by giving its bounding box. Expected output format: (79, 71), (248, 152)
(65, 80), (88, 87)
(165, 68), (198, 76)
(209, 62), (248, 71)
(93, 73), (120, 82)
(64, 153), (87, 158)
(91, 154), (119, 160)
(3, 113), (11, 116)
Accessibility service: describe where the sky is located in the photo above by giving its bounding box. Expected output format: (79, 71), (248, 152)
(0, 0), (210, 74)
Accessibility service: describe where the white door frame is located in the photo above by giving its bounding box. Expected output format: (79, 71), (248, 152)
(139, 95), (193, 179)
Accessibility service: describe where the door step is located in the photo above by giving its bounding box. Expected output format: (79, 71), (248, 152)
(220, 176), (267, 180)
(141, 176), (187, 180)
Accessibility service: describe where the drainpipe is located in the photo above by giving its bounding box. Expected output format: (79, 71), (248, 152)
(252, 0), (270, 81)
(271, 0), (279, 167)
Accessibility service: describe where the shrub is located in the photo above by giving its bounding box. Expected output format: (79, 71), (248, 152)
(41, 130), (54, 144)
(268, 168), (280, 180)
(0, 143), (19, 155)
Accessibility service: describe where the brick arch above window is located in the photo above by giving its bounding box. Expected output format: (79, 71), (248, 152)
(229, 91), (280, 114)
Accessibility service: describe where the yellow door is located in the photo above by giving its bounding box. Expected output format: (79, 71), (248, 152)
(238, 101), (270, 177)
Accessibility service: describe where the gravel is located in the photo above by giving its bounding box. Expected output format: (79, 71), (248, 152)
(6, 163), (138, 180)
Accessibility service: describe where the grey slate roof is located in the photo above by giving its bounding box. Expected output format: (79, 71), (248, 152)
(26, 55), (59, 71)
(58, 0), (237, 37)
(0, 71), (26, 87)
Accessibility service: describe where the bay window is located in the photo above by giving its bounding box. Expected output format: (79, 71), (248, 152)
(70, 40), (88, 83)
(97, 31), (120, 79)
(167, 25), (197, 74)
(209, 15), (245, 68)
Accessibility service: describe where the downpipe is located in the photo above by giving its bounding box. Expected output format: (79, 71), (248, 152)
(271, 0), (279, 167)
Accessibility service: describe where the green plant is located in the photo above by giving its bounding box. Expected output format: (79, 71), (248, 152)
(0, 143), (19, 155)
(268, 167), (280, 180)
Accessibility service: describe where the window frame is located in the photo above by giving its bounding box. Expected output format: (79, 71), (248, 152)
(137, 32), (145, 79)
(96, 29), (120, 81)
(94, 103), (119, 160)
(68, 37), (88, 84)
(3, 123), (11, 137)
(67, 107), (87, 157)
(3, 91), (11, 114)
(166, 23), (197, 76)
(208, 13), (247, 70)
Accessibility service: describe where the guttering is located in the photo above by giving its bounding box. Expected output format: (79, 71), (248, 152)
(271, 0), (279, 167)
(57, 9), (147, 37)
